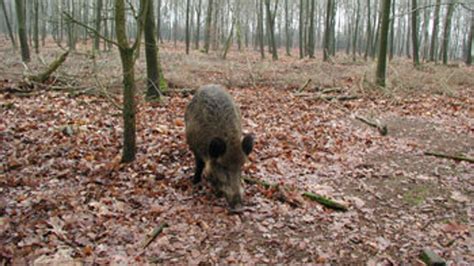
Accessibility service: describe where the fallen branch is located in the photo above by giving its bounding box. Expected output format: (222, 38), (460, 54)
(424, 151), (474, 164)
(296, 78), (312, 93)
(355, 115), (388, 136)
(321, 95), (359, 101)
(302, 192), (349, 212)
(142, 223), (168, 249)
(243, 176), (348, 212)
(28, 51), (69, 83)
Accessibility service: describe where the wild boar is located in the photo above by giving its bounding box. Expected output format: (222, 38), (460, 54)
(185, 84), (254, 209)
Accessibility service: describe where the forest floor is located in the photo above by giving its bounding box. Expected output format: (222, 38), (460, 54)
(1, 40), (473, 265)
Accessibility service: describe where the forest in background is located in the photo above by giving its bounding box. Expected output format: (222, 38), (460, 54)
(0, 0), (473, 264)
(0, 0), (472, 63)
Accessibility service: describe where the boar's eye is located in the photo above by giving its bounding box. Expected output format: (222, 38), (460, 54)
(209, 137), (226, 158)
(242, 134), (254, 155)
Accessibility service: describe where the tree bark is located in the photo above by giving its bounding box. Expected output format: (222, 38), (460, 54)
(411, 0), (420, 66)
(307, 0), (315, 58)
(375, 0), (391, 87)
(467, 13), (473, 66)
(299, 0), (304, 58)
(352, 0), (360, 61)
(364, 0), (372, 61)
(115, 0), (148, 163)
(429, 0), (441, 62)
(94, 0), (102, 51)
(203, 0), (213, 53)
(389, 0), (395, 60)
(185, 0), (191, 54)
(284, 0), (291, 56)
(323, 0), (333, 61)
(33, 0), (39, 53)
(194, 0), (202, 49)
(15, 0), (30, 62)
(265, 0), (278, 60)
(145, 0), (165, 101)
(441, 0), (456, 65)
(1, 0), (17, 48)
(257, 0), (265, 59)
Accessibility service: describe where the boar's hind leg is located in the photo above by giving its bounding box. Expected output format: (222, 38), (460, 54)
(193, 155), (204, 184)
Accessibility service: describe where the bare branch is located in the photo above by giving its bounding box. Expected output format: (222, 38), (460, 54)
(62, 11), (120, 47)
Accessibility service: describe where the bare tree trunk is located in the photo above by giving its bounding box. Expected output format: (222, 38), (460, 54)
(257, 0), (265, 59)
(15, 0), (30, 62)
(115, 0), (147, 163)
(145, 0), (165, 101)
(353, 0), (360, 61)
(411, 0), (420, 66)
(376, 0), (391, 87)
(323, 0), (333, 61)
(307, 0), (315, 58)
(389, 0), (395, 60)
(467, 13), (473, 66)
(156, 0), (162, 42)
(33, 0), (39, 53)
(364, 0), (371, 60)
(265, 0), (278, 60)
(285, 0), (291, 56)
(299, 0), (304, 58)
(195, 0), (201, 49)
(429, 0), (441, 62)
(94, 0), (102, 51)
(204, 0), (213, 53)
(185, 0), (191, 54)
(1, 0), (17, 48)
(441, 0), (456, 65)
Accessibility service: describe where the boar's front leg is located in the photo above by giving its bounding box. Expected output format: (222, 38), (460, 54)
(193, 154), (204, 184)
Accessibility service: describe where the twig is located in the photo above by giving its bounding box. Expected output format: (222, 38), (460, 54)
(320, 95), (359, 101)
(296, 78), (312, 93)
(63, 11), (120, 47)
(355, 115), (388, 136)
(95, 77), (122, 110)
(424, 151), (474, 163)
(243, 176), (348, 211)
(142, 223), (168, 249)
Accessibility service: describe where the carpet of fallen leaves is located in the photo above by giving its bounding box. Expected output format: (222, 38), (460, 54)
(1, 42), (473, 264)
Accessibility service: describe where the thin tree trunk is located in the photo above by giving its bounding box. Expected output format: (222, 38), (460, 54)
(258, 0), (265, 59)
(364, 0), (371, 60)
(265, 0), (278, 60)
(145, 0), (164, 100)
(94, 0), (102, 51)
(1, 0), (17, 48)
(285, 0), (291, 56)
(156, 0), (162, 42)
(376, 0), (391, 87)
(15, 0), (30, 62)
(194, 0), (201, 49)
(299, 0), (304, 58)
(389, 0), (395, 60)
(33, 0), (39, 53)
(323, 0), (332, 61)
(429, 0), (441, 62)
(185, 0), (191, 54)
(411, 0), (420, 66)
(441, 0), (456, 65)
(352, 0), (360, 61)
(467, 13), (473, 66)
(204, 0), (213, 53)
(308, 0), (315, 58)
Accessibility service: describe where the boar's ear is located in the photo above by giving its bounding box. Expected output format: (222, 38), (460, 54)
(242, 134), (254, 155)
(209, 137), (226, 158)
